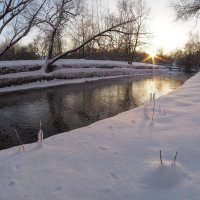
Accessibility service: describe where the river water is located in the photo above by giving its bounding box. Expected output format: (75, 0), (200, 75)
(0, 73), (192, 149)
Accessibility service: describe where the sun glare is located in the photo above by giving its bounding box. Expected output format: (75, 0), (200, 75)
(147, 49), (157, 58)
(142, 48), (166, 65)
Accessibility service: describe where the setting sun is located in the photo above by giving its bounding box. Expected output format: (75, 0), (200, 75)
(146, 49), (157, 58)
(142, 49), (159, 64)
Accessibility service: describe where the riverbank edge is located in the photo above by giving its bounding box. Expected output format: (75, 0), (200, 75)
(0, 70), (170, 94)
(0, 59), (171, 94)
(0, 72), (199, 199)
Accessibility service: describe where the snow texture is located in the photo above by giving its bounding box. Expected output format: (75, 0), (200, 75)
(0, 71), (199, 200)
(0, 59), (169, 93)
(0, 59), (165, 69)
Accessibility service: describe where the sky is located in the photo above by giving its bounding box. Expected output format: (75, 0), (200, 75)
(146, 0), (194, 53)
(104, 0), (197, 54)
(13, 0), (198, 54)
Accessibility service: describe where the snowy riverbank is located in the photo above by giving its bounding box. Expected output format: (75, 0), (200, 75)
(0, 59), (169, 93)
(0, 72), (199, 199)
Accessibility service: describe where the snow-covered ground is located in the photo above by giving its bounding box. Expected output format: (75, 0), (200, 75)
(0, 59), (169, 93)
(0, 71), (199, 199)
(0, 59), (164, 69)
(0, 59), (166, 75)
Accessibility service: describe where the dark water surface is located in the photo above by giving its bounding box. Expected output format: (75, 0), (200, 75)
(0, 73), (192, 149)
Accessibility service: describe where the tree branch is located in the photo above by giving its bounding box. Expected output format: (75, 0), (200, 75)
(44, 18), (138, 69)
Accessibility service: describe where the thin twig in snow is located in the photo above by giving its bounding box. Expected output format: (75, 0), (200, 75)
(14, 129), (25, 150)
(160, 150), (163, 165)
(152, 99), (156, 122)
(174, 152), (178, 163)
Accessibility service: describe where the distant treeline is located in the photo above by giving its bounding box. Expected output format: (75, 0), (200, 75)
(171, 34), (200, 73)
(1, 36), (200, 73)
(0, 42), (148, 62)
(0, 41), (171, 66)
(1, 0), (200, 73)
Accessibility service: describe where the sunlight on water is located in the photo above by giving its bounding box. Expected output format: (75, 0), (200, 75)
(0, 74), (192, 149)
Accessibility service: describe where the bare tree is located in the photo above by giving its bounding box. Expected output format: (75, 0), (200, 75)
(117, 0), (149, 64)
(0, 0), (30, 33)
(42, 18), (138, 72)
(129, 0), (149, 63)
(71, 2), (117, 59)
(172, 33), (200, 72)
(70, 6), (96, 58)
(0, 0), (46, 57)
(172, 1), (200, 71)
(173, 0), (200, 20)
(22, 0), (147, 72)
(36, 0), (83, 62)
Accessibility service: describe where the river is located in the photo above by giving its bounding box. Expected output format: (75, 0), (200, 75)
(0, 73), (192, 149)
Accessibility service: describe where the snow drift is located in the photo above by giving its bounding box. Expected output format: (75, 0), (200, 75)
(0, 71), (199, 199)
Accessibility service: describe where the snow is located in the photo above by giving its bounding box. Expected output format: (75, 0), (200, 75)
(0, 59), (170, 93)
(0, 59), (165, 69)
(0, 71), (199, 199)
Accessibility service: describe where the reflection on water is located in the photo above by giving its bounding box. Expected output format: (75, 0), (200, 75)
(0, 73), (192, 149)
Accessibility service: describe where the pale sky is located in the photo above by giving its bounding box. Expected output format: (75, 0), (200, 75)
(104, 0), (198, 53)
(146, 0), (194, 53)
(21, 0), (198, 54)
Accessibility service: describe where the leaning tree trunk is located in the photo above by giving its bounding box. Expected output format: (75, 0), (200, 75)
(128, 25), (140, 65)
(42, 19), (138, 73)
(42, 27), (60, 73)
